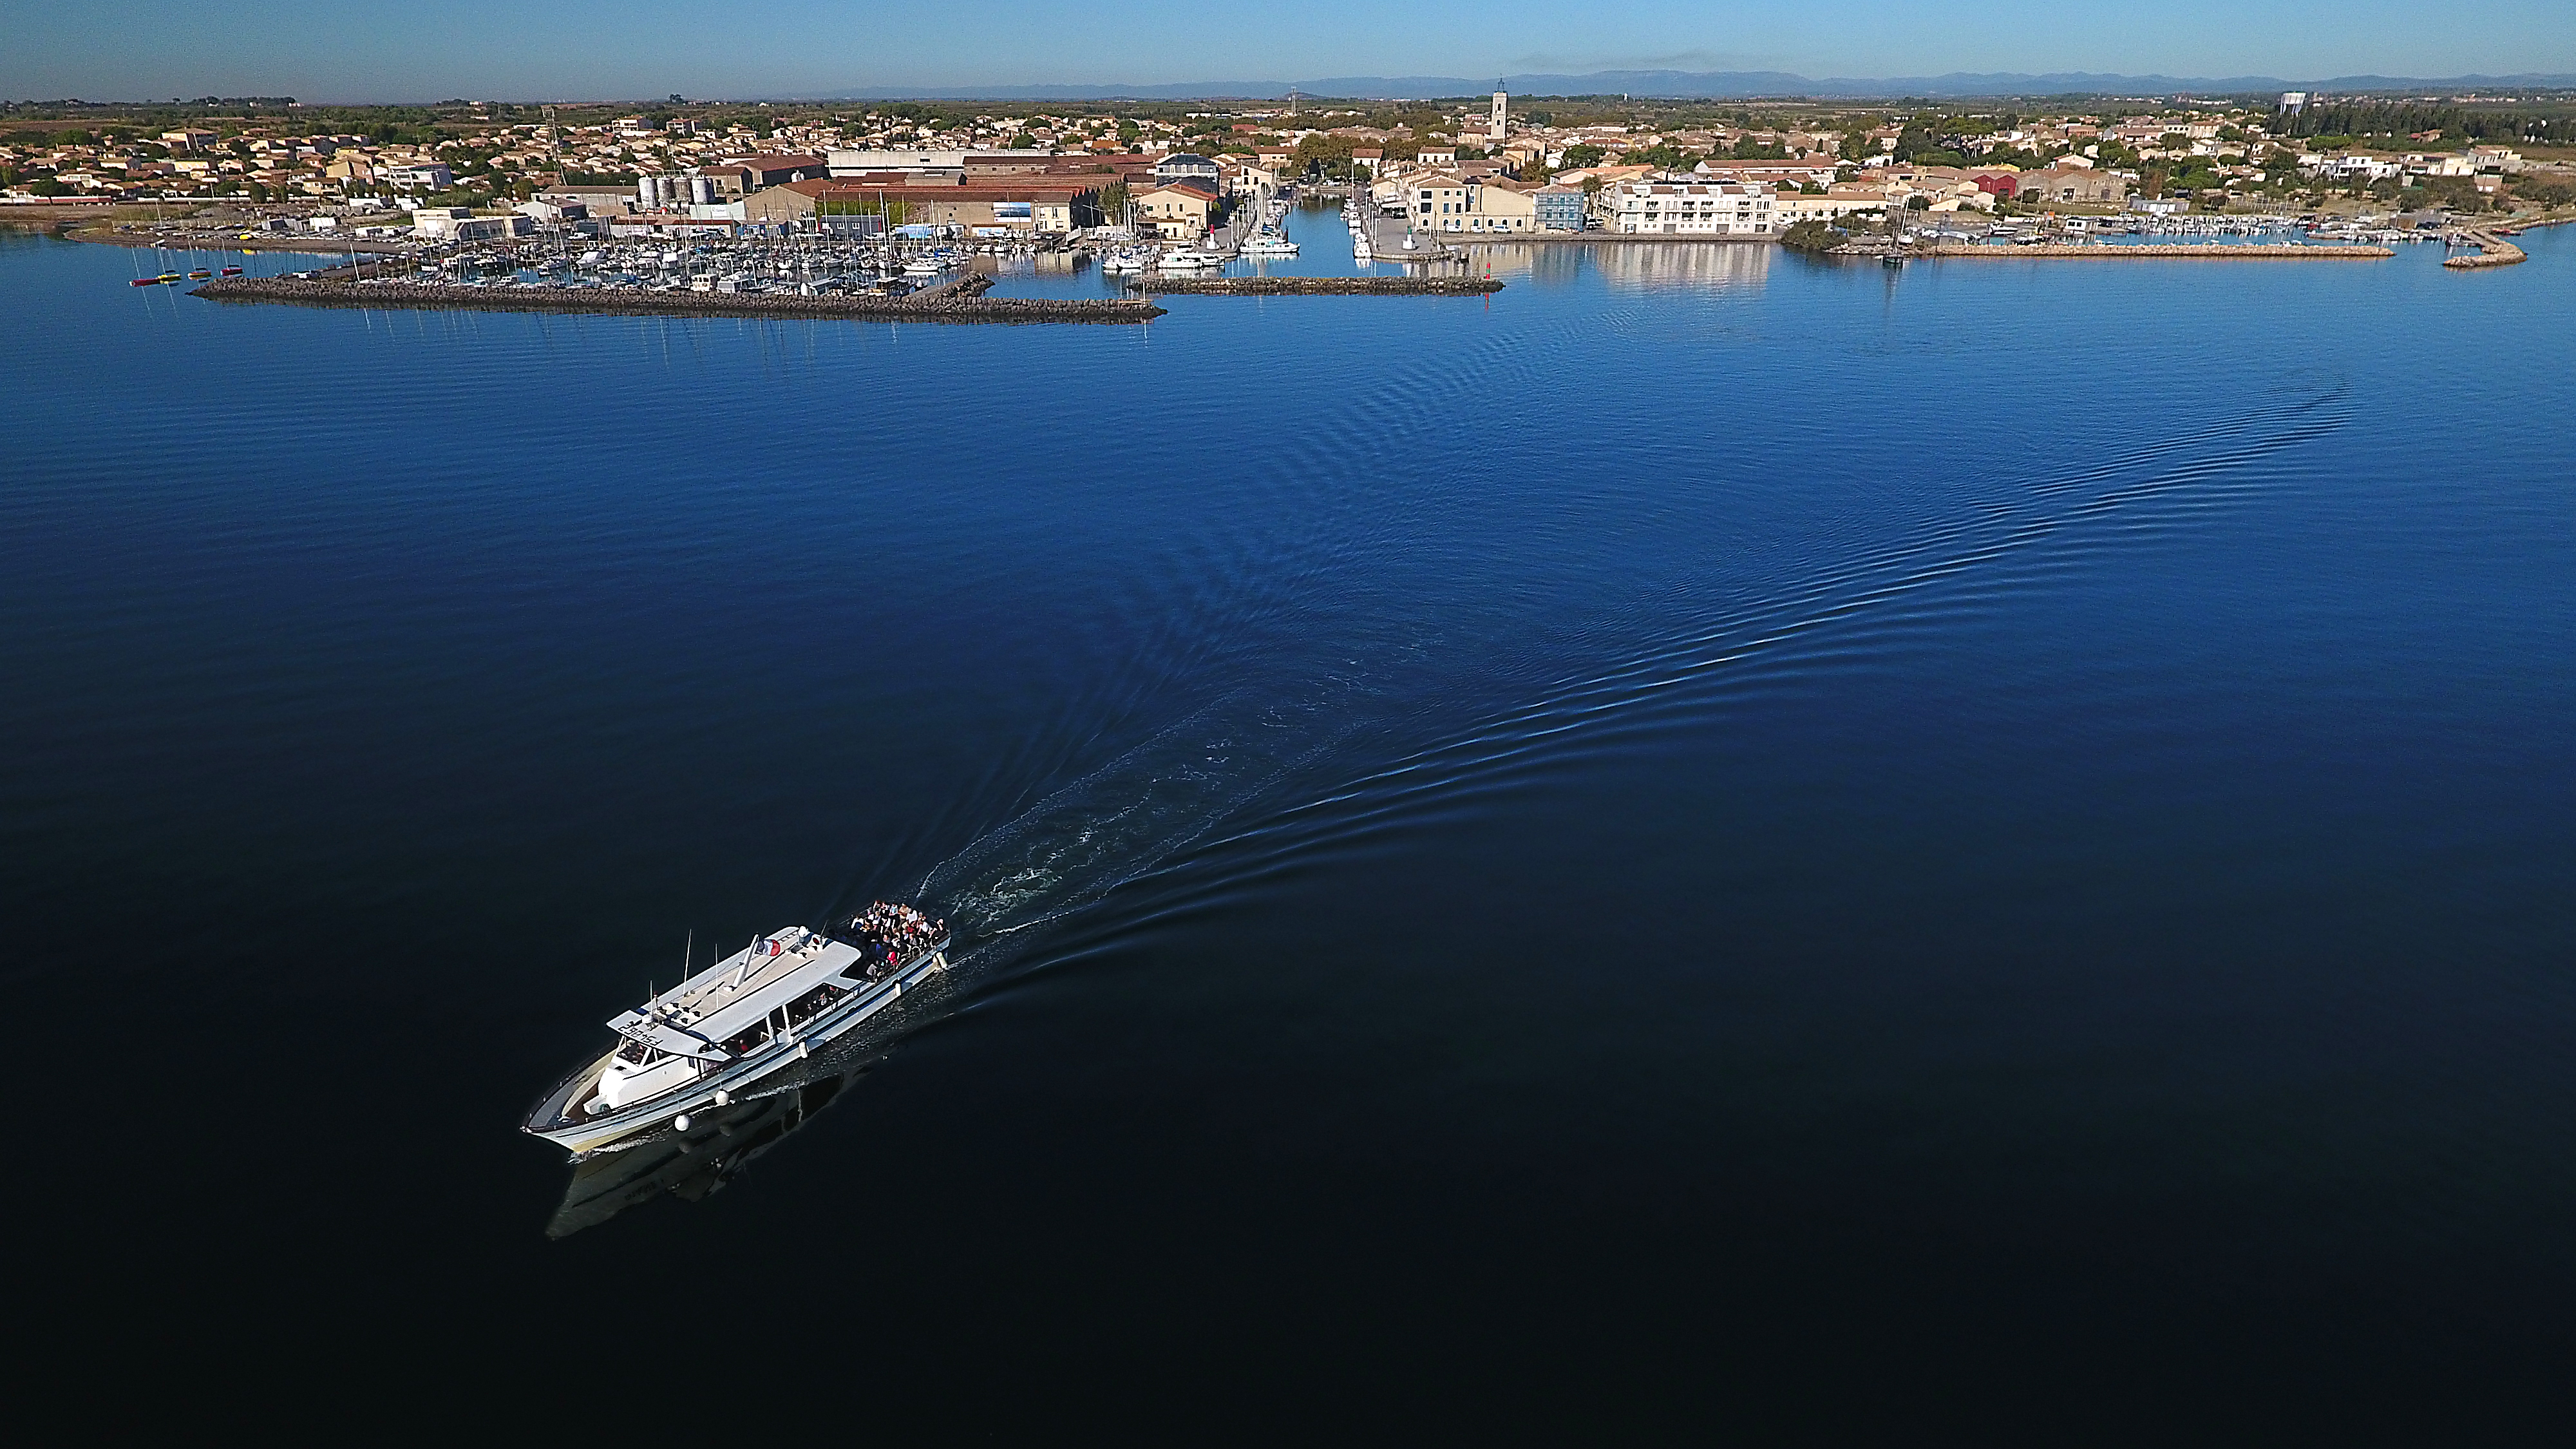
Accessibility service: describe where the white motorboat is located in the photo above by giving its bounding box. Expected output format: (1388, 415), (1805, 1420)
(524, 905), (951, 1156)
(902, 257), (947, 278)
(1157, 247), (1225, 269)
(1098, 247), (1150, 274)
(1240, 232), (1299, 256)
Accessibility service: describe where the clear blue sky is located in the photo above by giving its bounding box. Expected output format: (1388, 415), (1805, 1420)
(9, 0), (2573, 100)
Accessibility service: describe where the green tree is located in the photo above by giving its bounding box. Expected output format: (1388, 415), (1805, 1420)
(1779, 217), (1842, 252)
(1559, 143), (1605, 169)
(1291, 133), (1356, 177)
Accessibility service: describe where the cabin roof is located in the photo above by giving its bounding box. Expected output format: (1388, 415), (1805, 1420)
(607, 930), (867, 1051)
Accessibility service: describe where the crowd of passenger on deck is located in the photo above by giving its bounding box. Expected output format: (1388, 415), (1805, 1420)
(849, 902), (944, 979)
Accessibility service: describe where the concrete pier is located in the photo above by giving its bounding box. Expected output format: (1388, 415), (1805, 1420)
(190, 272), (1166, 323)
(1129, 276), (1502, 296)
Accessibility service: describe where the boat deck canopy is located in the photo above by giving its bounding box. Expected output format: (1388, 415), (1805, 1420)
(607, 929), (869, 1050)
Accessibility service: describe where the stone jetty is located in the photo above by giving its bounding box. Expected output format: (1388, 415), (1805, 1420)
(189, 269), (1166, 324)
(2443, 232), (2527, 269)
(1910, 243), (2394, 260)
(1128, 276), (1504, 296)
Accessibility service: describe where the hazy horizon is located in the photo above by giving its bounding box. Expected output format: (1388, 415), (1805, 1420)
(9, 0), (2573, 105)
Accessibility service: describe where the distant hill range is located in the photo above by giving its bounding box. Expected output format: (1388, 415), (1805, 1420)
(844, 71), (2576, 101)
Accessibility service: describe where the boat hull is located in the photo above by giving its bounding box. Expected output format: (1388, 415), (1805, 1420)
(524, 939), (950, 1156)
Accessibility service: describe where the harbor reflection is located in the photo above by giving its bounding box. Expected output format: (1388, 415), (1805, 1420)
(544, 1065), (861, 1238)
(1470, 240), (1774, 292)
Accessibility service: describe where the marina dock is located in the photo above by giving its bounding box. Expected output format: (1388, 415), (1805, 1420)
(1128, 276), (1502, 296)
(191, 270), (1166, 323)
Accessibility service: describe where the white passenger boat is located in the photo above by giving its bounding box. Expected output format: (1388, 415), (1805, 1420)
(1239, 232), (1299, 256)
(544, 1066), (859, 1237)
(524, 904), (950, 1156)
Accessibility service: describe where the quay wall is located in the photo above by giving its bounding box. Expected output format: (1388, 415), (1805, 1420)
(1908, 243), (2394, 260)
(1132, 276), (1503, 295)
(189, 276), (1166, 324)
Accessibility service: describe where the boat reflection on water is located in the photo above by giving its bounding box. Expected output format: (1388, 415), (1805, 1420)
(544, 1065), (861, 1238)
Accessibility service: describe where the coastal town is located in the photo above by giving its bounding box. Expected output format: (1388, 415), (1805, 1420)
(8, 88), (2573, 247)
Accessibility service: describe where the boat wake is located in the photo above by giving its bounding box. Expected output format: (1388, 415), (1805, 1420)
(549, 375), (2355, 1213)
(714, 674), (1383, 1102)
(918, 673), (1378, 948)
(1277, 375), (2357, 827)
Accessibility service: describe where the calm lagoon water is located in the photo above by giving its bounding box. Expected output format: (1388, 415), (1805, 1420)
(4, 214), (2573, 1435)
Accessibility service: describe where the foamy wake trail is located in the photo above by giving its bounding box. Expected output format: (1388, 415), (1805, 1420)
(915, 674), (1376, 950)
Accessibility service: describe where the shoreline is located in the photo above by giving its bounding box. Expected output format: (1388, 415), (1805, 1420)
(1896, 243), (2396, 260)
(80, 229), (414, 255)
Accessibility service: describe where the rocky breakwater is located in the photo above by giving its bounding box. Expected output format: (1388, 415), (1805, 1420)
(1130, 276), (1504, 296)
(189, 269), (1165, 324)
(2443, 231), (2527, 269)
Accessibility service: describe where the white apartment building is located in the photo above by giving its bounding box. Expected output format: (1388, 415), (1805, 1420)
(379, 162), (456, 191)
(1604, 180), (1776, 236)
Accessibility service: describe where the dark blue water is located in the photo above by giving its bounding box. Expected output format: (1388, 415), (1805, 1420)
(5, 214), (2573, 1436)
